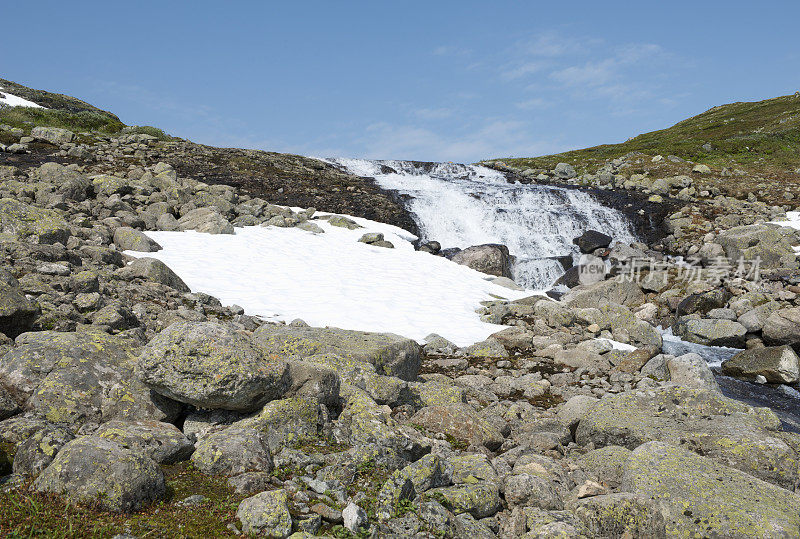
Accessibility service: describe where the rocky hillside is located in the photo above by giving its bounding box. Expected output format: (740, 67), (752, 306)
(3, 81), (800, 537)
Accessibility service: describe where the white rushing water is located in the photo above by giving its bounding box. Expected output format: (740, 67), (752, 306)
(328, 158), (636, 289)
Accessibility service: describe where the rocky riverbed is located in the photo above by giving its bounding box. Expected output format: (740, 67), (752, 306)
(3, 118), (800, 538)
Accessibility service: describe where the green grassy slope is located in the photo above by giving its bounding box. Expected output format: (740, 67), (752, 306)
(491, 93), (800, 172)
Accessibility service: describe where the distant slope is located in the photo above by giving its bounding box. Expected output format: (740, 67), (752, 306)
(491, 93), (800, 172)
(0, 77), (120, 118)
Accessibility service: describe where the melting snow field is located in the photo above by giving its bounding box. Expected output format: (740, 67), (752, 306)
(0, 86), (44, 108)
(129, 214), (533, 346)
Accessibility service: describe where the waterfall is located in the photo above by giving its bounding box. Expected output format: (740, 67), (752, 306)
(328, 158), (636, 290)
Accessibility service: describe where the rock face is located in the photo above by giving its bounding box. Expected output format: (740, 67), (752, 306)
(722, 345), (800, 384)
(0, 198), (70, 244)
(0, 330), (179, 427)
(33, 436), (166, 512)
(573, 230), (612, 253)
(716, 224), (798, 269)
(137, 321), (290, 411)
(622, 441), (800, 538)
(0, 270), (39, 338)
(252, 325), (420, 381)
(575, 385), (797, 489)
(451, 244), (514, 278)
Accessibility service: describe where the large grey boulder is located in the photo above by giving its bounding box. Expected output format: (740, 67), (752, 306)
(191, 428), (273, 476)
(575, 385), (797, 489)
(0, 384), (20, 420)
(561, 278), (645, 309)
(671, 317), (747, 347)
(252, 325), (420, 381)
(117, 257), (190, 292)
(31, 162), (92, 202)
(571, 493), (666, 538)
(113, 227), (161, 252)
(763, 307), (800, 344)
(95, 420), (194, 464)
(12, 425), (74, 477)
(137, 321), (290, 412)
(0, 269), (39, 338)
(554, 162), (577, 179)
(177, 207), (234, 234)
(0, 330), (180, 428)
(666, 352), (720, 391)
(409, 404), (504, 450)
(33, 436), (166, 512)
(237, 490), (293, 538)
(716, 223), (798, 269)
(0, 198), (71, 244)
(722, 345), (800, 384)
(622, 441), (800, 537)
(451, 244), (513, 278)
(31, 126), (75, 145)
(573, 230), (612, 253)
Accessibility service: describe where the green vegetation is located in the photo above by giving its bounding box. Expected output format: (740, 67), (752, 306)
(492, 93), (800, 172)
(121, 125), (175, 141)
(0, 462), (246, 538)
(0, 106), (124, 135)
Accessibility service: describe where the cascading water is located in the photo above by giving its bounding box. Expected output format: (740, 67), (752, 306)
(328, 158), (636, 289)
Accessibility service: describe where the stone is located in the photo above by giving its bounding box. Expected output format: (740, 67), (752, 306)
(461, 337), (509, 358)
(33, 436), (165, 512)
(666, 352), (720, 391)
(156, 213), (180, 231)
(763, 307), (800, 344)
(227, 471), (273, 495)
(0, 385), (20, 421)
(504, 473), (563, 509)
(117, 257), (190, 292)
(573, 230), (612, 253)
(31, 126), (74, 145)
(252, 324), (420, 381)
(410, 404), (503, 450)
(451, 244), (513, 278)
(716, 224), (798, 269)
(672, 317), (747, 347)
(556, 395), (599, 433)
(236, 490), (293, 538)
(575, 445), (631, 489)
(692, 164), (711, 174)
(358, 232), (384, 244)
(572, 493), (666, 537)
(177, 207), (234, 234)
(113, 227), (161, 252)
(622, 441), (800, 538)
(554, 162), (577, 179)
(328, 215), (361, 229)
(722, 345), (800, 384)
(231, 396), (322, 452)
(342, 502), (369, 533)
(0, 270), (39, 338)
(575, 385), (797, 489)
(0, 198), (70, 244)
(0, 330), (180, 427)
(95, 420), (194, 464)
(561, 278), (645, 309)
(137, 321), (290, 412)
(426, 482), (501, 519)
(191, 428), (273, 476)
(12, 425), (74, 477)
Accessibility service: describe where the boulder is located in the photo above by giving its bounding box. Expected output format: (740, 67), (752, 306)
(572, 230), (612, 254)
(117, 257), (190, 292)
(575, 385), (797, 489)
(716, 224), (798, 269)
(561, 278), (645, 309)
(0, 384), (20, 420)
(31, 126), (74, 145)
(231, 397), (322, 452)
(137, 321), (290, 412)
(575, 445), (631, 489)
(33, 436), (165, 512)
(0, 198), (70, 244)
(32, 162), (92, 201)
(721, 345), (800, 384)
(0, 330), (180, 427)
(572, 493), (666, 538)
(95, 420), (194, 464)
(191, 428), (273, 476)
(622, 441), (800, 537)
(763, 307), (800, 344)
(426, 482), (501, 519)
(177, 207), (234, 234)
(113, 227), (161, 252)
(409, 404), (503, 450)
(0, 270), (39, 338)
(672, 317), (746, 347)
(252, 325), (420, 381)
(12, 425), (74, 477)
(237, 490), (293, 538)
(554, 162), (577, 179)
(666, 352), (720, 391)
(451, 244), (513, 278)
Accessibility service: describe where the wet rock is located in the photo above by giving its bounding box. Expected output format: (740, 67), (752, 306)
(137, 321), (290, 412)
(33, 436), (165, 512)
(721, 345), (800, 384)
(573, 230), (612, 254)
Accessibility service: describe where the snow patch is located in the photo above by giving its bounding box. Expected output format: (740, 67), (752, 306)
(127, 215), (534, 346)
(0, 86), (45, 109)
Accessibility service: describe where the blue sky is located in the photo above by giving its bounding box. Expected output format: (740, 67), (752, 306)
(4, 1), (800, 162)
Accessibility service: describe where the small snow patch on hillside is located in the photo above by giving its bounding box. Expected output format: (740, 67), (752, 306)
(0, 86), (45, 109)
(128, 215), (533, 346)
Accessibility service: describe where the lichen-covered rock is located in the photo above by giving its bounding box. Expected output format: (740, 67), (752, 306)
(33, 436), (165, 512)
(410, 404), (504, 450)
(504, 472), (564, 509)
(253, 325), (420, 381)
(137, 321), (290, 412)
(95, 420), (194, 464)
(575, 385), (798, 489)
(31, 162), (92, 201)
(303, 352), (404, 405)
(177, 207), (234, 234)
(622, 441), (800, 538)
(190, 428), (273, 476)
(0, 330), (180, 428)
(236, 489), (293, 537)
(327, 215), (361, 229)
(523, 507), (587, 538)
(113, 227), (161, 252)
(763, 307), (800, 344)
(575, 445), (631, 489)
(11, 425), (74, 477)
(722, 345), (800, 384)
(0, 270), (39, 338)
(672, 317), (747, 347)
(231, 396), (322, 452)
(666, 352), (720, 391)
(0, 198), (70, 245)
(561, 278), (645, 309)
(571, 492), (666, 538)
(716, 223), (799, 269)
(31, 126), (75, 145)
(461, 337), (509, 358)
(117, 257), (190, 292)
(427, 482), (501, 519)
(284, 359), (340, 409)
(0, 385), (20, 421)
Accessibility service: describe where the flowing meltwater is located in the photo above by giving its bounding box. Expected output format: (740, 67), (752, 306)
(328, 158), (637, 289)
